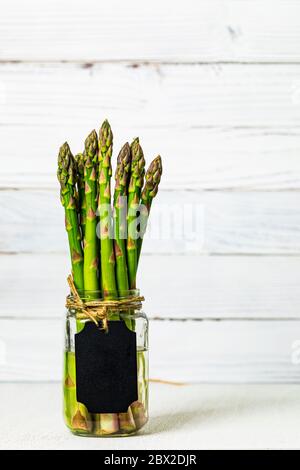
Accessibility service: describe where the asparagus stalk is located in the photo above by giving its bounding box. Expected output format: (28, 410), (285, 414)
(138, 155), (162, 263)
(127, 138), (145, 289)
(57, 142), (84, 291)
(93, 413), (119, 436)
(130, 401), (148, 430)
(59, 144), (94, 431)
(83, 130), (99, 293)
(97, 119), (119, 434)
(113, 143), (144, 430)
(113, 142), (131, 295)
(75, 153), (86, 240)
(119, 408), (136, 433)
(98, 120), (117, 298)
(64, 351), (92, 433)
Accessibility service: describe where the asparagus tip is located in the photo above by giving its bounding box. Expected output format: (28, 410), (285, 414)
(84, 129), (97, 146)
(99, 120), (113, 153)
(57, 141), (74, 186)
(131, 137), (139, 147)
(84, 129), (98, 158)
(59, 141), (71, 157)
(100, 119), (112, 133)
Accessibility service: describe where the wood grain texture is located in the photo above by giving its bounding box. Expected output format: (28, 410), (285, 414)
(2, 253), (300, 320)
(0, 318), (298, 382)
(1, 189), (300, 254)
(1, 63), (300, 128)
(2, 126), (300, 190)
(1, 1), (300, 62)
(1, 63), (300, 191)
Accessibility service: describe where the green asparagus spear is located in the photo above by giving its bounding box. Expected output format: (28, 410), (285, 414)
(113, 143), (141, 431)
(59, 145), (93, 432)
(83, 130), (99, 293)
(96, 121), (120, 434)
(64, 351), (92, 433)
(75, 153), (86, 240)
(138, 155), (162, 263)
(127, 138), (145, 289)
(57, 142), (84, 291)
(113, 142), (131, 295)
(98, 120), (117, 299)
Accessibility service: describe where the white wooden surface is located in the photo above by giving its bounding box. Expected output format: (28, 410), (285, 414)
(1, 1), (300, 63)
(1, 383), (300, 449)
(3, 253), (300, 320)
(1, 63), (300, 131)
(0, 318), (299, 382)
(2, 64), (300, 129)
(2, 125), (300, 190)
(1, 63), (300, 190)
(2, 190), (300, 254)
(1, 1), (300, 383)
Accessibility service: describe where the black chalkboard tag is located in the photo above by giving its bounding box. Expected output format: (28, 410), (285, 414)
(75, 321), (138, 414)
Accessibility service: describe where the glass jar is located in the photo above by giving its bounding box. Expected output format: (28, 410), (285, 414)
(63, 290), (148, 437)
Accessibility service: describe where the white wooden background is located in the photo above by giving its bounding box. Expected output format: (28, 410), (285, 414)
(1, 0), (300, 382)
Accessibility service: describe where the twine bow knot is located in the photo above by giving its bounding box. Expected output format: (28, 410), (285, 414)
(65, 275), (145, 331)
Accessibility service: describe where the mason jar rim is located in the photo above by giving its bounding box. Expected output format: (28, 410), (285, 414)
(71, 288), (140, 301)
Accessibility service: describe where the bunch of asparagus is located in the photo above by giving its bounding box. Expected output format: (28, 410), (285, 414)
(58, 120), (162, 296)
(58, 120), (162, 435)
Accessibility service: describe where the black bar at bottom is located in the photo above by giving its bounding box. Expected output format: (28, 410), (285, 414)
(3, 449), (296, 464)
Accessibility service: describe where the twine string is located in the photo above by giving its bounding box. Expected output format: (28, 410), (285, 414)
(65, 275), (144, 331)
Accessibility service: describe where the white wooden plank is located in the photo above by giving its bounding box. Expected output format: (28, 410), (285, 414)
(2, 63), (300, 191)
(2, 253), (300, 320)
(1, 190), (300, 254)
(1, 1), (300, 62)
(151, 321), (300, 383)
(3, 126), (300, 190)
(0, 63), (300, 130)
(0, 319), (298, 382)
